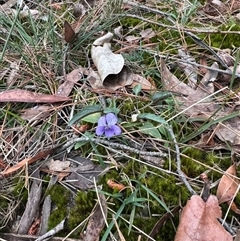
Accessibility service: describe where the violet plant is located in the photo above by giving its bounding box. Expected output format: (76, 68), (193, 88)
(96, 113), (121, 138)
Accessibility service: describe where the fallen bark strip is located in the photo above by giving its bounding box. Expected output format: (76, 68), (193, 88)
(17, 171), (42, 234)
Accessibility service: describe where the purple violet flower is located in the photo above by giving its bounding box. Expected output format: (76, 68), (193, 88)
(96, 113), (121, 138)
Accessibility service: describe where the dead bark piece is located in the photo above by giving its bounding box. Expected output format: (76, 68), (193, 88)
(83, 194), (107, 241)
(216, 163), (239, 204)
(39, 195), (51, 235)
(35, 219), (66, 241)
(17, 171), (42, 234)
(174, 195), (233, 241)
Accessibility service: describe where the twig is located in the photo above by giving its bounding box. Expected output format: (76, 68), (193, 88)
(218, 218), (236, 236)
(35, 218), (66, 241)
(167, 126), (197, 195)
(61, 137), (167, 157)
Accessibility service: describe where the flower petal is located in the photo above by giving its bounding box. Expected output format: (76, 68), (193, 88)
(96, 126), (105, 136)
(105, 113), (118, 125)
(105, 128), (115, 138)
(97, 116), (107, 126)
(111, 125), (121, 135)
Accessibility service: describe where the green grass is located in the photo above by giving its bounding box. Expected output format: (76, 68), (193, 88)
(0, 0), (239, 240)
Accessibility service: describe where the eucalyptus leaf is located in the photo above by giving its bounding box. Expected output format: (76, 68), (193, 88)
(68, 105), (102, 126)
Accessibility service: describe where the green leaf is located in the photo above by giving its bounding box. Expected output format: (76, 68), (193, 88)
(74, 141), (88, 149)
(82, 112), (101, 123)
(68, 105), (102, 126)
(133, 84), (142, 95)
(128, 205), (136, 234)
(151, 91), (173, 104)
(103, 107), (120, 115)
(137, 113), (167, 124)
(138, 122), (162, 139)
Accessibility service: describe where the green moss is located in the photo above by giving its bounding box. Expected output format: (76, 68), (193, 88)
(0, 197), (9, 209)
(68, 191), (96, 232)
(210, 22), (240, 49)
(47, 184), (70, 230)
(120, 17), (142, 28)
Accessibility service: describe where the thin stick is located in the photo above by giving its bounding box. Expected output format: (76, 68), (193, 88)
(167, 126), (197, 195)
(61, 137), (167, 157)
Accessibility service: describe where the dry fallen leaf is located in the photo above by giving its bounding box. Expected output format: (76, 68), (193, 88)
(20, 105), (53, 122)
(161, 59), (215, 116)
(0, 89), (70, 103)
(140, 28), (156, 39)
(216, 163), (239, 204)
(174, 195), (233, 241)
(57, 68), (83, 96)
(202, 0), (240, 16)
(43, 159), (71, 172)
(107, 179), (125, 191)
(0, 147), (58, 177)
(161, 58), (240, 145)
(130, 73), (156, 91)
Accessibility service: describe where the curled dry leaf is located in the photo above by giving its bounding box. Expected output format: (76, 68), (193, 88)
(216, 163), (239, 204)
(91, 32), (133, 90)
(174, 195), (233, 241)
